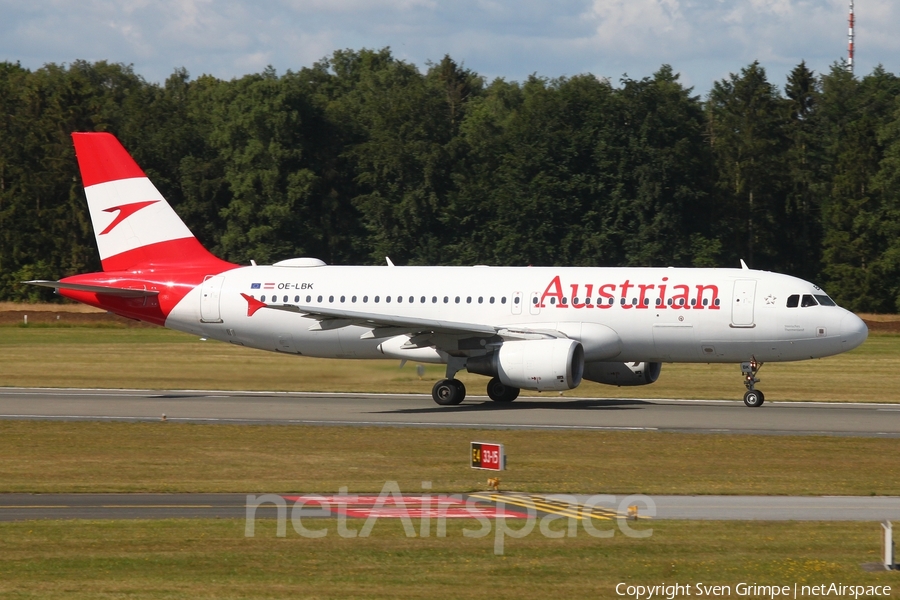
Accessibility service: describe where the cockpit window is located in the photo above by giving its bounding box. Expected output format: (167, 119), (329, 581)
(786, 294), (799, 308)
(814, 294), (836, 306)
(801, 294), (818, 307)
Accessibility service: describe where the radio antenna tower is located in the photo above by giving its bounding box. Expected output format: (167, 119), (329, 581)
(847, 0), (855, 73)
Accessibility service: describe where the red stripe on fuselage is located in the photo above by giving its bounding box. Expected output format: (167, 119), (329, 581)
(62, 238), (237, 325)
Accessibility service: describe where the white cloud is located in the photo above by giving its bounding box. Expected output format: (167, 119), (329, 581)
(0, 0), (896, 92)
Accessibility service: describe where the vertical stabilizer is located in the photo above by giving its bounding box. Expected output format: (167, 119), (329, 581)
(72, 132), (229, 272)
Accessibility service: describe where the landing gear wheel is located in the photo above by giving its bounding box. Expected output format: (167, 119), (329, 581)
(740, 359), (765, 407)
(487, 378), (520, 403)
(743, 390), (764, 408)
(432, 379), (466, 406)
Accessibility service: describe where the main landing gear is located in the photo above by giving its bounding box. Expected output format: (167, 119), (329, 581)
(487, 377), (520, 403)
(432, 379), (466, 405)
(432, 357), (467, 406)
(741, 359), (765, 407)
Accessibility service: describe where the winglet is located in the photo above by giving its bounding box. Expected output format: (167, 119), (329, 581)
(740, 259), (749, 270)
(386, 256), (395, 267)
(241, 293), (267, 317)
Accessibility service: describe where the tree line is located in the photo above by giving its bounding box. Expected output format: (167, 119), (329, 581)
(1, 50), (899, 312)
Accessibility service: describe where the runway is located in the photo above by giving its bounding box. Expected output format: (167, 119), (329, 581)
(0, 387), (898, 437)
(2, 493), (899, 522)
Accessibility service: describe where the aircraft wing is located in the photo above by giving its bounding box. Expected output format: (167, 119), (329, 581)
(241, 293), (560, 341)
(25, 280), (160, 298)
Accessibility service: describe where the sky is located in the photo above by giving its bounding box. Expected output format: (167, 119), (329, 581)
(1, 0), (898, 96)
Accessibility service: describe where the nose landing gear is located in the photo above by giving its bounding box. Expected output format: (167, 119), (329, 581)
(741, 359), (765, 407)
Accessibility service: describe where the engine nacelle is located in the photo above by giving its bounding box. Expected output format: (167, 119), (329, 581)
(582, 361), (661, 386)
(467, 338), (584, 391)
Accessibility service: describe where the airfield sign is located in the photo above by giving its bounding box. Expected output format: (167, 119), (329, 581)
(471, 442), (505, 471)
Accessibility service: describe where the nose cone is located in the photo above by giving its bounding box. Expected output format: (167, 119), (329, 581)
(840, 312), (868, 351)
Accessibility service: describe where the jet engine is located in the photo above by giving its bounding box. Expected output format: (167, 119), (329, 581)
(467, 338), (584, 391)
(582, 361), (662, 386)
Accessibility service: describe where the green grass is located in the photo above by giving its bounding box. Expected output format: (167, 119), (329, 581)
(2, 421), (897, 495)
(0, 519), (894, 599)
(0, 325), (899, 402)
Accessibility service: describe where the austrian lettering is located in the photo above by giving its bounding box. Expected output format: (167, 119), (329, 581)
(539, 276), (720, 310)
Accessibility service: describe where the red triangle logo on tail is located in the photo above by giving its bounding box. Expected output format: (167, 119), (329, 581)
(100, 200), (159, 235)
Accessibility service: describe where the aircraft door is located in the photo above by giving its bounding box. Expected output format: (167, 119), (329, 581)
(200, 275), (225, 323)
(511, 291), (523, 315)
(529, 292), (541, 315)
(731, 279), (757, 327)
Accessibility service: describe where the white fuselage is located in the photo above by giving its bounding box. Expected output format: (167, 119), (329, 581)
(165, 265), (868, 365)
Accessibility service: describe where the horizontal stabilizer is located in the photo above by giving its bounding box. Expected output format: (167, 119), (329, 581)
(25, 280), (159, 298)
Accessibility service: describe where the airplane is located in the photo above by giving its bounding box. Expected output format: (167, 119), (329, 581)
(27, 132), (869, 407)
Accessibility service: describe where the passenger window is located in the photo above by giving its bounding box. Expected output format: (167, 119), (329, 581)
(386, 296), (391, 303)
(815, 295), (836, 306)
(478, 297), (483, 304)
(455, 296), (460, 303)
(352, 296), (357, 303)
(363, 296), (368, 303)
(514, 297), (520, 304)
(501, 297), (507, 304)
(317, 295), (323, 302)
(396, 296), (401, 303)
(786, 295), (799, 308)
(444, 296), (449, 303)
(283, 295), (288, 302)
(340, 296), (345, 303)
(261, 295), (266, 302)
(490, 297), (495, 304)
(801, 294), (818, 308)
(432, 296), (437, 303)
(420, 296), (426, 303)
(329, 295), (334, 302)
(550, 298), (556, 305)
(374, 296), (380, 303)
(466, 297), (472, 304)
(532, 297), (538, 305)
(306, 295), (311, 303)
